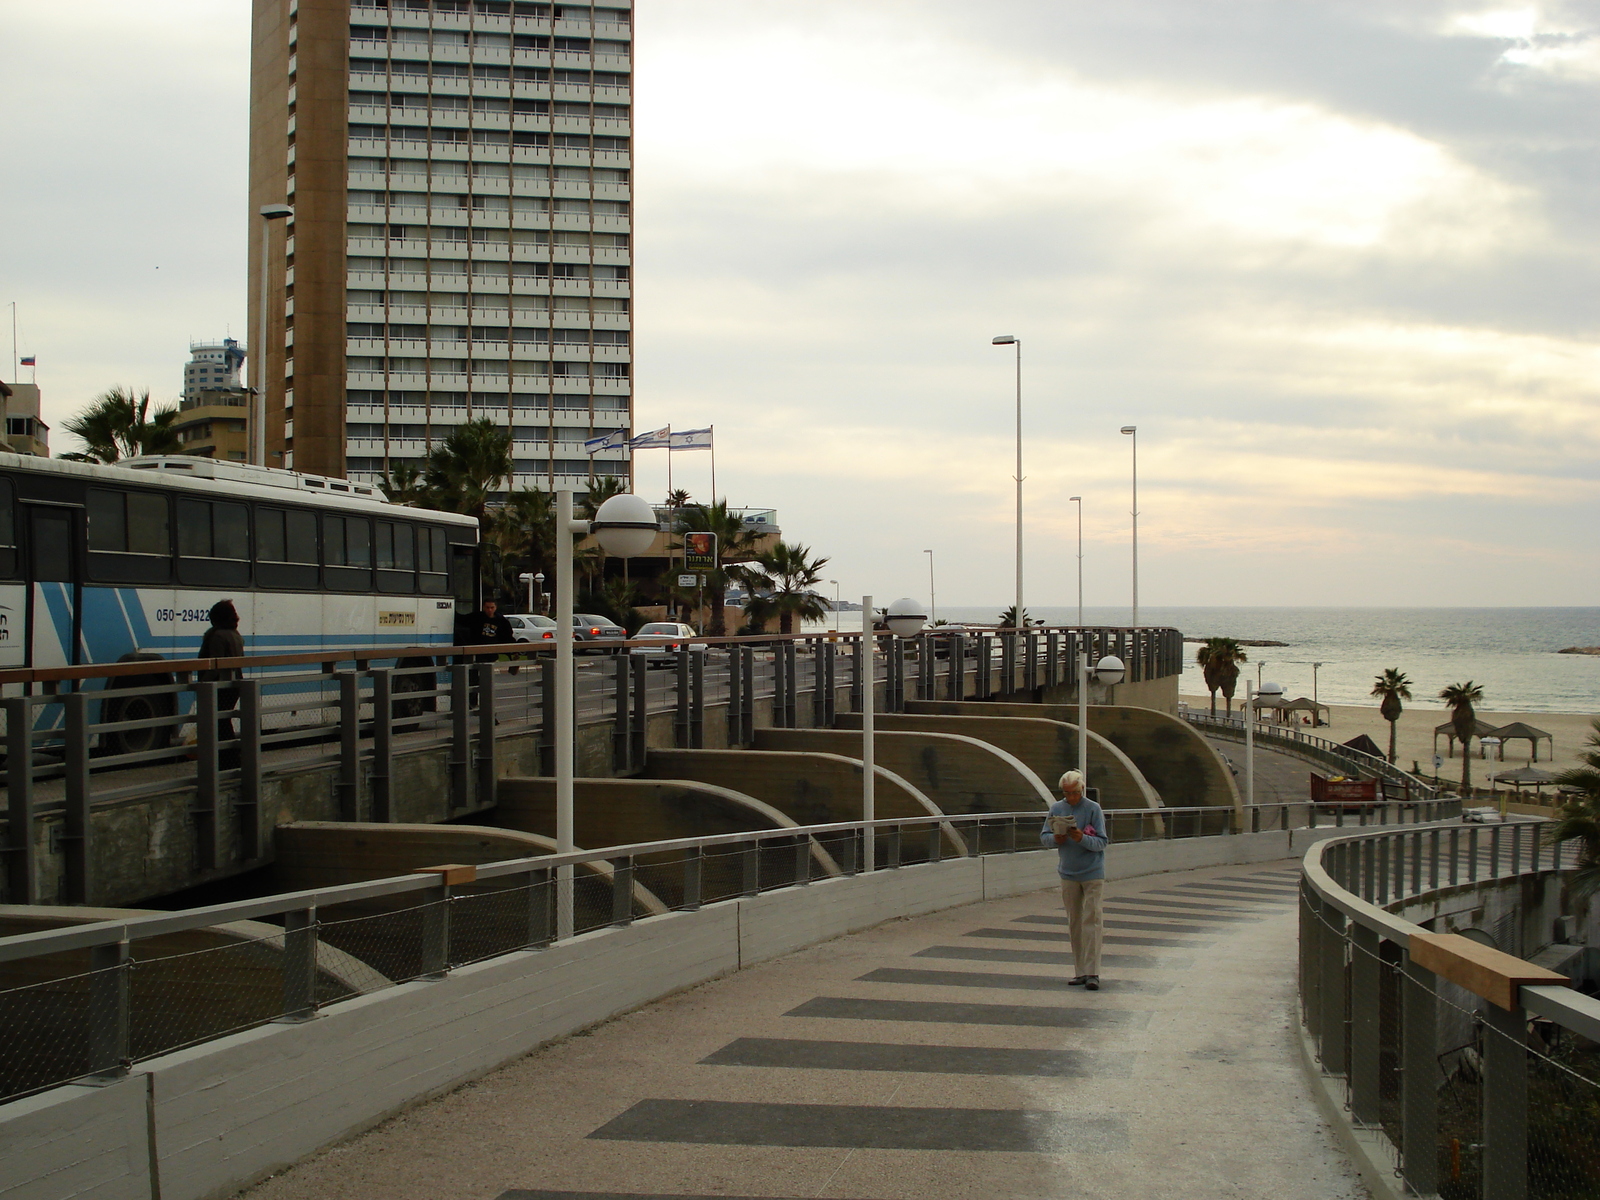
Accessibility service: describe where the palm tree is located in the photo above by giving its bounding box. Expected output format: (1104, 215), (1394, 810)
(996, 605), (1030, 629)
(1549, 718), (1600, 900)
(421, 418), (511, 523)
(379, 461), (427, 506)
(484, 486), (555, 604)
(59, 386), (181, 463)
(582, 474), (627, 519)
(665, 488), (691, 509)
(675, 500), (763, 636)
(1439, 681), (1485, 794)
(733, 541), (831, 634)
(1370, 668), (1413, 764)
(1195, 637), (1248, 716)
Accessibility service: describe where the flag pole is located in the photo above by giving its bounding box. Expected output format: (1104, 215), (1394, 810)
(710, 425), (716, 504)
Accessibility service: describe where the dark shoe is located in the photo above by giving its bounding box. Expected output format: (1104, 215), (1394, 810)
(1068, 975), (1089, 986)
(1085, 977), (1100, 991)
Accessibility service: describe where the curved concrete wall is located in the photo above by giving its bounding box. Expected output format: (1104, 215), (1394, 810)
(753, 728), (1055, 814)
(907, 700), (1240, 818)
(640, 749), (966, 857)
(861, 709), (1161, 813)
(494, 777), (843, 882)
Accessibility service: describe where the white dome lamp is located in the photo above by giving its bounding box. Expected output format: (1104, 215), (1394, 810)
(589, 493), (659, 558)
(1093, 654), (1126, 687)
(1258, 680), (1285, 697)
(884, 597), (928, 638)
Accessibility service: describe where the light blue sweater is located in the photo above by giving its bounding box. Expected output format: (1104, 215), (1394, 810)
(1039, 796), (1109, 881)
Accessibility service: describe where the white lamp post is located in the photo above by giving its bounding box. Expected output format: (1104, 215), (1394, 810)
(1245, 681), (1255, 808)
(1311, 661), (1324, 724)
(924, 550), (937, 626)
(1077, 651), (1125, 778)
(253, 203), (294, 467)
(861, 596), (926, 872)
(554, 490), (655, 936)
(1068, 495), (1083, 628)
(534, 571), (545, 613)
(1120, 426), (1137, 627)
(518, 572), (535, 614)
(828, 579), (839, 632)
(992, 335), (1023, 630)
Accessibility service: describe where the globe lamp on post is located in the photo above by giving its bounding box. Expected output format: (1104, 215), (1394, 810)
(554, 490), (656, 936)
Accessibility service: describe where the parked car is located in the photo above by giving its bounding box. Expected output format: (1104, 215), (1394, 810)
(629, 621), (706, 666)
(1462, 806), (1504, 824)
(572, 613), (627, 653)
(505, 614), (557, 644)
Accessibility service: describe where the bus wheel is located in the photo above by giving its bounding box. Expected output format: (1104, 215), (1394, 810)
(103, 692), (177, 758)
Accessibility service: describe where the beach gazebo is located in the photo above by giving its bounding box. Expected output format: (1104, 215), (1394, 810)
(1487, 721), (1554, 762)
(1283, 696), (1330, 727)
(1490, 765), (1559, 795)
(1341, 733), (1384, 758)
(1433, 719), (1500, 759)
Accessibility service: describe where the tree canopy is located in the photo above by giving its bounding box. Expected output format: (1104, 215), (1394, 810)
(59, 386), (181, 463)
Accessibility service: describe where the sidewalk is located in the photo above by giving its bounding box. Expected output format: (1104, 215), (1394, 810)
(246, 861), (1367, 1200)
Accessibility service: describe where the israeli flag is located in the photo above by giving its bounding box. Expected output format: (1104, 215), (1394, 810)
(630, 426), (671, 449)
(669, 427), (713, 450)
(584, 429), (628, 454)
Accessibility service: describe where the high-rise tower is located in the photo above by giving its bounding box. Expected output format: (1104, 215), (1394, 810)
(248, 0), (633, 491)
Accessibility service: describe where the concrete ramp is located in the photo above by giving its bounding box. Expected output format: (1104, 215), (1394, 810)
(495, 777), (844, 882)
(754, 728), (1054, 814)
(641, 749), (967, 858)
(844, 711), (1160, 814)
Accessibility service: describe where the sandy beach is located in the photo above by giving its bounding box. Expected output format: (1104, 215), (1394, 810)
(1180, 694), (1598, 781)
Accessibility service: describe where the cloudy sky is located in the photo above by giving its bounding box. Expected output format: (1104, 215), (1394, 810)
(3, 2), (1597, 610)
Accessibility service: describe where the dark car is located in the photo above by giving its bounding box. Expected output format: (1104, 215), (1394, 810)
(572, 613), (627, 654)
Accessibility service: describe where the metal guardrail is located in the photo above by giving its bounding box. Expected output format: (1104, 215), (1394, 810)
(1299, 824), (1600, 1199)
(1183, 710), (1442, 802)
(0, 797), (1399, 1105)
(0, 625), (1183, 906)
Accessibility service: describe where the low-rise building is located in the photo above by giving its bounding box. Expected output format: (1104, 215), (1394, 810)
(0, 381), (50, 456)
(174, 386), (251, 461)
(183, 338), (246, 403)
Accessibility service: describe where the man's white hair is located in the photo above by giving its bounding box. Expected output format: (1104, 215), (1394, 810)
(1058, 769), (1084, 793)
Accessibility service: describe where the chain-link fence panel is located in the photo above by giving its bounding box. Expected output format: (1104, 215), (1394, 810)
(0, 966), (96, 1101)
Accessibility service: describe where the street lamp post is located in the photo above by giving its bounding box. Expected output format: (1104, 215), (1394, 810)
(534, 571), (545, 613)
(253, 203), (294, 467)
(1120, 426), (1137, 627)
(1077, 652), (1126, 778)
(1311, 661), (1324, 724)
(992, 335), (1022, 630)
(554, 490), (656, 936)
(924, 550), (937, 626)
(861, 597), (926, 873)
(1245, 681), (1255, 808)
(1068, 495), (1083, 627)
(828, 580), (840, 632)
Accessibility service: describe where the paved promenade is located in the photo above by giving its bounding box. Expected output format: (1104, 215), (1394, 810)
(246, 861), (1366, 1200)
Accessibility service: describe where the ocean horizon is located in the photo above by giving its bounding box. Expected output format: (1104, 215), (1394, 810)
(811, 605), (1600, 716)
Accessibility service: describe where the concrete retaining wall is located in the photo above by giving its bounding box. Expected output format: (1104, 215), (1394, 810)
(1, 827), (1347, 1200)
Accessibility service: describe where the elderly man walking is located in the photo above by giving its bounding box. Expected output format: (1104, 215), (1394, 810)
(1040, 770), (1109, 990)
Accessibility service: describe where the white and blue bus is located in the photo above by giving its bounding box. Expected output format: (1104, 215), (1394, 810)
(0, 453), (481, 750)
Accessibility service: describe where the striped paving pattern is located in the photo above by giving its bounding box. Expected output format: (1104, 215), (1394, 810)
(243, 860), (1362, 1200)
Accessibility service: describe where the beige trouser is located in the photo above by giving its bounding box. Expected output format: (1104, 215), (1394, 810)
(1060, 879), (1104, 977)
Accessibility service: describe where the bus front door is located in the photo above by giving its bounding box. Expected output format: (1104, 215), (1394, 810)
(25, 504), (83, 669)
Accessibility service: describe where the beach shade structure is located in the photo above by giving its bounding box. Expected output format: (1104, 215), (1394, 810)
(1490, 765), (1559, 793)
(1283, 696), (1330, 727)
(1487, 721), (1554, 762)
(1433, 718), (1500, 758)
(1341, 733), (1384, 759)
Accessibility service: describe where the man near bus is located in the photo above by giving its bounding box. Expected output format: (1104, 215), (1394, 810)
(1041, 769), (1109, 990)
(468, 598), (515, 651)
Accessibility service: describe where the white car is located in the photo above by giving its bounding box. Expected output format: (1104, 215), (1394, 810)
(629, 621), (706, 665)
(505, 614), (557, 644)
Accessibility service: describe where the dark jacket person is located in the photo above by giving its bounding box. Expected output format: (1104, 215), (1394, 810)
(198, 600), (244, 764)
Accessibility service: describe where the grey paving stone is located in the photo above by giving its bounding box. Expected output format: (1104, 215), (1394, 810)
(855, 966), (1173, 994)
(698, 1036), (1133, 1077)
(785, 995), (1153, 1028)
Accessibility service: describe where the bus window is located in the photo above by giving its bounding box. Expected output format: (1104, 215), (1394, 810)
(449, 543), (477, 614)
(0, 478), (20, 577)
(176, 499), (251, 587)
(86, 488), (172, 584)
(376, 521), (416, 594)
(324, 515), (374, 592)
(256, 506), (319, 589)
(418, 526), (449, 595)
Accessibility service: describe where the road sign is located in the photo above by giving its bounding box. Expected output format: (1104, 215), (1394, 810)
(1432, 755), (1443, 772)
(677, 573), (700, 588)
(683, 532), (717, 571)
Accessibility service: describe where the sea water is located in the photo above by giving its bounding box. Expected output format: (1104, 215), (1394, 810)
(893, 606), (1600, 715)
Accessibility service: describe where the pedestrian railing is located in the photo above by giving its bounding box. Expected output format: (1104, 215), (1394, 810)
(1299, 823), (1600, 1199)
(0, 625), (1182, 906)
(0, 794), (1403, 1107)
(1184, 710), (1442, 802)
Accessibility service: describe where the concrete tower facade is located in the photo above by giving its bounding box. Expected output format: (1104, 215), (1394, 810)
(248, 0), (633, 490)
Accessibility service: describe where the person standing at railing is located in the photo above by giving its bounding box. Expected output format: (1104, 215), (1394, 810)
(1041, 769), (1109, 991)
(198, 600), (244, 769)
